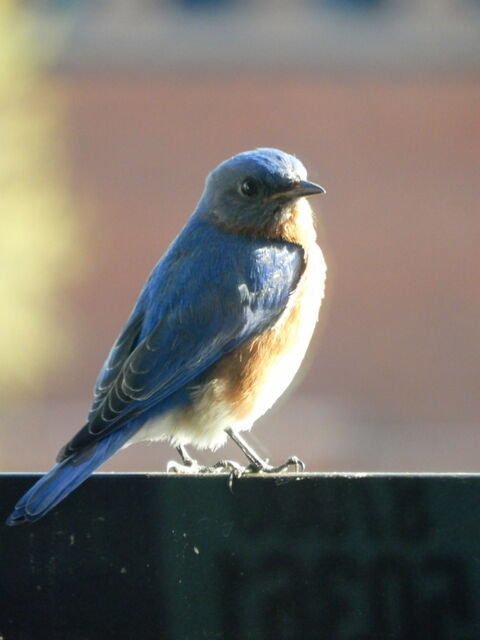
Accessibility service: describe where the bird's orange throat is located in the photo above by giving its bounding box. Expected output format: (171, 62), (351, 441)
(271, 197), (318, 246)
(213, 198), (318, 248)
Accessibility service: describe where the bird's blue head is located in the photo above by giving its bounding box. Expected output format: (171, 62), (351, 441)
(198, 148), (325, 237)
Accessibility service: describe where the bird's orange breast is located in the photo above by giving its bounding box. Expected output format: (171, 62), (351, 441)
(206, 198), (326, 425)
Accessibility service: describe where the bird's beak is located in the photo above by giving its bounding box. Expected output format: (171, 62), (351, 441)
(271, 180), (326, 200)
(292, 180), (326, 197)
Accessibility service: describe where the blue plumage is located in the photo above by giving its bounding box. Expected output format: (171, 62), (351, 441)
(6, 148), (326, 525)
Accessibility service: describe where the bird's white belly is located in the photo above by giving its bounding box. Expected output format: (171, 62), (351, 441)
(130, 241), (326, 452)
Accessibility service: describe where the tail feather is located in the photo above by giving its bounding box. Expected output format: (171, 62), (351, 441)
(6, 427), (135, 526)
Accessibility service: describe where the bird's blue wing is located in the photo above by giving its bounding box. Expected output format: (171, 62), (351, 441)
(88, 307), (145, 422)
(58, 220), (304, 460)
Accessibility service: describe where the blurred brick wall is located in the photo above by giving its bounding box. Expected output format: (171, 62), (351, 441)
(2, 74), (479, 472)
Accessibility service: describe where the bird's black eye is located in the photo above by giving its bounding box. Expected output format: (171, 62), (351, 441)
(239, 177), (260, 198)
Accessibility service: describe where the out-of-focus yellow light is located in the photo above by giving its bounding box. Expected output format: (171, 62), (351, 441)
(0, 3), (82, 406)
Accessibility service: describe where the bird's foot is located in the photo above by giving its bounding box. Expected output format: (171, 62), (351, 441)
(167, 457), (246, 493)
(203, 459), (247, 493)
(168, 444), (207, 473)
(203, 459), (246, 475)
(167, 458), (204, 474)
(245, 455), (305, 474)
(167, 458), (246, 475)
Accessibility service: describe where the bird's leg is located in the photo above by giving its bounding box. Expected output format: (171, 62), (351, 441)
(226, 428), (305, 473)
(167, 444), (203, 473)
(177, 444), (195, 466)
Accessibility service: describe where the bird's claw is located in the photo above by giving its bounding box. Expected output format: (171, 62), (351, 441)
(208, 459), (246, 474)
(245, 455), (305, 474)
(167, 457), (246, 495)
(167, 459), (202, 474)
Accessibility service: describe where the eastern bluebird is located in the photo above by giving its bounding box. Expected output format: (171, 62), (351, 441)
(7, 148), (326, 525)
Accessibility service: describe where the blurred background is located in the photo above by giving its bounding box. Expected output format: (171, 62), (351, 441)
(0, 0), (479, 473)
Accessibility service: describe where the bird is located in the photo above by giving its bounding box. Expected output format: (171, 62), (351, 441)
(6, 147), (327, 526)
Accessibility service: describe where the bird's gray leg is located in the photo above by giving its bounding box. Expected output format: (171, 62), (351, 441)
(167, 445), (202, 473)
(226, 428), (305, 473)
(177, 444), (195, 466)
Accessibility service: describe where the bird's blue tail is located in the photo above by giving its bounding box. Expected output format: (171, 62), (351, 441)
(6, 427), (135, 526)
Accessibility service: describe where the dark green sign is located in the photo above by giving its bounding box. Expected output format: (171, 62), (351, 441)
(1, 474), (478, 639)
